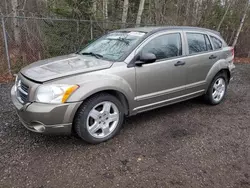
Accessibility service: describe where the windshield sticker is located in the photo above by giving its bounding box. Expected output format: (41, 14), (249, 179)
(107, 35), (123, 39)
(128, 32), (145, 37)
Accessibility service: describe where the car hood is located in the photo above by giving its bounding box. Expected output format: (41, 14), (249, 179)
(20, 54), (113, 82)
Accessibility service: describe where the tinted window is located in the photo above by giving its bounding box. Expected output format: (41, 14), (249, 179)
(187, 33), (209, 54)
(142, 33), (182, 60)
(205, 35), (213, 50)
(210, 36), (222, 49)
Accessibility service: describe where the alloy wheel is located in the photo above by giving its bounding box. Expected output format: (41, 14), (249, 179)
(212, 78), (226, 103)
(86, 101), (120, 139)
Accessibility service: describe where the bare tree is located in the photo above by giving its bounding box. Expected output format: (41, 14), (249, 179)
(92, 0), (97, 17)
(232, 0), (249, 47)
(103, 0), (108, 20)
(136, 0), (145, 27)
(184, 0), (190, 25)
(121, 0), (129, 28)
(103, 0), (108, 28)
(191, 0), (200, 25)
(4, 0), (8, 14)
(153, 0), (161, 25)
(11, 0), (21, 46)
(195, 0), (204, 25)
(217, 0), (232, 31)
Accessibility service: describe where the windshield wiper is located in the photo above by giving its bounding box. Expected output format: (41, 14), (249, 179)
(81, 52), (103, 59)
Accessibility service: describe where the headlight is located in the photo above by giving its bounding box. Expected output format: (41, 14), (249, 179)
(14, 74), (19, 92)
(35, 84), (79, 104)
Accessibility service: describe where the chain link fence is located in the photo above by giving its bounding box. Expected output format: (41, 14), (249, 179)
(0, 16), (155, 74)
(1, 16), (249, 75)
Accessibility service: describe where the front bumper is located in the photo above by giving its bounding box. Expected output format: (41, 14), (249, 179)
(11, 86), (81, 135)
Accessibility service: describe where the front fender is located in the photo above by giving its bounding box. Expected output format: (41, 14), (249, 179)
(65, 73), (136, 111)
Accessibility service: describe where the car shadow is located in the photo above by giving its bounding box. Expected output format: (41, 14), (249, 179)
(124, 97), (207, 128)
(19, 97), (208, 146)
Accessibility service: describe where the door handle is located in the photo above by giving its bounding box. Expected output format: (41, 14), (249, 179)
(174, 61), (186, 66)
(209, 55), (217, 59)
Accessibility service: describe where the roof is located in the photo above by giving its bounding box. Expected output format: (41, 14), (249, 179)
(115, 26), (220, 36)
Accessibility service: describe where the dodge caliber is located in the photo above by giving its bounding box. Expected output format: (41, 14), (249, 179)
(11, 26), (235, 144)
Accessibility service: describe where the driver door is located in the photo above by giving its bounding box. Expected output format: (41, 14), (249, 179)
(134, 31), (188, 112)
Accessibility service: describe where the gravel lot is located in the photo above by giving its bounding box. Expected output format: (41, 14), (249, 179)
(0, 64), (249, 188)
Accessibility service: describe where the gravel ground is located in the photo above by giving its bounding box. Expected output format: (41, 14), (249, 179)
(0, 64), (250, 188)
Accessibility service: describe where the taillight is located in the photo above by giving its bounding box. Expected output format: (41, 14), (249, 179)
(231, 47), (235, 58)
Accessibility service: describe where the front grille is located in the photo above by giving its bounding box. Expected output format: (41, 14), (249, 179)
(16, 79), (29, 104)
(20, 82), (29, 93)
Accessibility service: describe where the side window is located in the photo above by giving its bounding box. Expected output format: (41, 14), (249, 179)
(205, 35), (213, 51)
(141, 33), (182, 60)
(210, 36), (222, 50)
(187, 33), (209, 54)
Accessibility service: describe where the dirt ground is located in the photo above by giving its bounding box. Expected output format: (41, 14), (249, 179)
(0, 64), (249, 188)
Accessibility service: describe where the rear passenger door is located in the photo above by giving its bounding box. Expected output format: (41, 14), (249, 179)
(184, 32), (217, 93)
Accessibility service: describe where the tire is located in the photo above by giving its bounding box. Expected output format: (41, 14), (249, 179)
(204, 72), (228, 105)
(74, 93), (124, 144)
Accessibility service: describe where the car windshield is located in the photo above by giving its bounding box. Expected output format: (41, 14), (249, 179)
(79, 31), (146, 61)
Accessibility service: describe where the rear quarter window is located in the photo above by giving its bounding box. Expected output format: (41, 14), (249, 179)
(210, 36), (223, 50)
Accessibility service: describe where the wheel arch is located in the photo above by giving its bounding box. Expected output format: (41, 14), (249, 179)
(75, 89), (130, 116)
(205, 68), (230, 93)
(205, 59), (231, 92)
(96, 89), (130, 116)
(217, 69), (230, 82)
(71, 89), (130, 135)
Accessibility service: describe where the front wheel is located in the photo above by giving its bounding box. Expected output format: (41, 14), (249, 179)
(205, 73), (228, 105)
(74, 93), (124, 144)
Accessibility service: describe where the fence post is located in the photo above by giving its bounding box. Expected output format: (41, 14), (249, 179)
(90, 19), (93, 40)
(1, 16), (11, 74)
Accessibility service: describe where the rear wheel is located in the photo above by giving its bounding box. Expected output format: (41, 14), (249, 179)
(74, 93), (124, 144)
(205, 73), (228, 105)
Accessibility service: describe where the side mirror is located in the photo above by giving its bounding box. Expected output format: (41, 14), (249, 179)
(135, 53), (156, 66)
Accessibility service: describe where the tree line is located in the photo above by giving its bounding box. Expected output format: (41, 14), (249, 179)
(0, 0), (249, 72)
